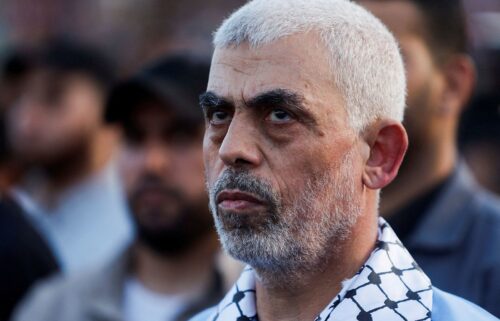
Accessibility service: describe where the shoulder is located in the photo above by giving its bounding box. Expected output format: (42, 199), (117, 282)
(11, 266), (107, 321)
(471, 188), (500, 225)
(12, 273), (75, 321)
(432, 287), (499, 321)
(468, 188), (500, 261)
(188, 307), (217, 321)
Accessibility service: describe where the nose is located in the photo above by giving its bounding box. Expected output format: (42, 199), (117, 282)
(218, 116), (262, 168)
(144, 143), (170, 175)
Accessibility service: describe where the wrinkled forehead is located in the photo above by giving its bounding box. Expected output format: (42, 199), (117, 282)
(208, 33), (342, 110)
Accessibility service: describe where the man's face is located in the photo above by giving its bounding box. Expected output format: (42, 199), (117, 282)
(359, 0), (445, 148)
(202, 34), (364, 272)
(119, 102), (212, 256)
(7, 70), (103, 165)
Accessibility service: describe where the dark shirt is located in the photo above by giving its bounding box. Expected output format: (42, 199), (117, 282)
(0, 196), (59, 320)
(385, 163), (500, 317)
(387, 175), (450, 242)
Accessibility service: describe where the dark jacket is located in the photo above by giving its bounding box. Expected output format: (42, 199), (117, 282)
(0, 197), (59, 320)
(12, 250), (225, 321)
(405, 164), (500, 316)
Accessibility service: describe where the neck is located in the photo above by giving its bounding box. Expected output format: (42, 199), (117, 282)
(381, 133), (456, 217)
(20, 128), (118, 206)
(256, 209), (379, 321)
(132, 233), (219, 296)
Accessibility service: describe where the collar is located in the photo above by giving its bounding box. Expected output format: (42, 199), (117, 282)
(405, 162), (478, 251)
(208, 218), (433, 321)
(387, 173), (450, 243)
(177, 269), (226, 321)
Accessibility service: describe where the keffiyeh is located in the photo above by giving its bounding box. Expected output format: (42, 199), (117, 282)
(208, 218), (433, 321)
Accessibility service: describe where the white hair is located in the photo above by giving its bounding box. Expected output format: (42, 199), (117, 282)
(213, 0), (406, 132)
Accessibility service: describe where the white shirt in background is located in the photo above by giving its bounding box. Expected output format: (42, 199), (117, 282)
(123, 277), (190, 321)
(12, 160), (134, 273)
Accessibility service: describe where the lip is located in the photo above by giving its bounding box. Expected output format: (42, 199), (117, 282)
(216, 190), (265, 211)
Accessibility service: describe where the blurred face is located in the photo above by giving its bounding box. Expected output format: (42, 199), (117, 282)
(119, 102), (211, 256)
(6, 70), (103, 165)
(202, 34), (364, 273)
(359, 0), (445, 148)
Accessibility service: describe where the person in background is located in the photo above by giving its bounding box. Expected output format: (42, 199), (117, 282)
(0, 49), (34, 189)
(460, 93), (500, 195)
(5, 40), (133, 273)
(0, 50), (59, 321)
(12, 55), (235, 321)
(359, 0), (500, 316)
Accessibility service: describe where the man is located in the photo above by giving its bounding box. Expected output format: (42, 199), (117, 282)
(192, 0), (497, 320)
(358, 0), (500, 315)
(0, 49), (34, 190)
(12, 55), (234, 321)
(6, 40), (133, 272)
(0, 51), (59, 321)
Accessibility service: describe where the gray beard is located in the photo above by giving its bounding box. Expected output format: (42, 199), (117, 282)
(208, 149), (362, 281)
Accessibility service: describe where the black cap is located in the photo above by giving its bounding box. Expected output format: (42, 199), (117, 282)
(105, 54), (210, 126)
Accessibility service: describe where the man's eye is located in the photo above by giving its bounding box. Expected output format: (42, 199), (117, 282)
(267, 109), (293, 123)
(209, 111), (232, 125)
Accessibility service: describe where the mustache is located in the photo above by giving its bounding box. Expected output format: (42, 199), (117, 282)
(211, 169), (279, 209)
(131, 174), (183, 200)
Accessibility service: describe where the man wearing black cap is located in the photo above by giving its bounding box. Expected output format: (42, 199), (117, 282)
(12, 55), (236, 321)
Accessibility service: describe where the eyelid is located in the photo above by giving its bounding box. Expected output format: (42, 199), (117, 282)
(264, 108), (297, 125)
(268, 107), (295, 117)
(208, 109), (233, 126)
(202, 104), (231, 115)
(200, 104), (214, 116)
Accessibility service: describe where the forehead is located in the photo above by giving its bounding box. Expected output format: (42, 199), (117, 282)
(208, 33), (342, 111)
(127, 101), (171, 125)
(125, 101), (203, 136)
(26, 68), (99, 96)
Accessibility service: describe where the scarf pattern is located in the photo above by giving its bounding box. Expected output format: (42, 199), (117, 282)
(208, 218), (433, 321)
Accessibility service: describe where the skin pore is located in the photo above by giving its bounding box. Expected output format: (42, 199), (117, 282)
(202, 33), (407, 321)
(359, 0), (475, 216)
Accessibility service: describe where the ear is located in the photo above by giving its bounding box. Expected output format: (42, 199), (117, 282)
(362, 121), (408, 190)
(439, 55), (476, 116)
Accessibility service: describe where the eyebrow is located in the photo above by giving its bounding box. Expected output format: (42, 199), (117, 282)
(199, 88), (318, 127)
(248, 88), (302, 109)
(199, 91), (232, 110)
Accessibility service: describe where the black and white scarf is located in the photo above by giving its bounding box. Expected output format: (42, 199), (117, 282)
(207, 218), (433, 321)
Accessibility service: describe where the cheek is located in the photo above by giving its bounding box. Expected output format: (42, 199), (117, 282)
(61, 104), (100, 133)
(7, 109), (32, 142)
(43, 105), (97, 145)
(203, 134), (221, 184)
(270, 137), (357, 203)
(264, 143), (320, 205)
(170, 149), (206, 198)
(118, 150), (144, 194)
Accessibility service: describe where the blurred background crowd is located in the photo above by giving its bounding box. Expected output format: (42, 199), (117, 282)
(0, 0), (498, 320)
